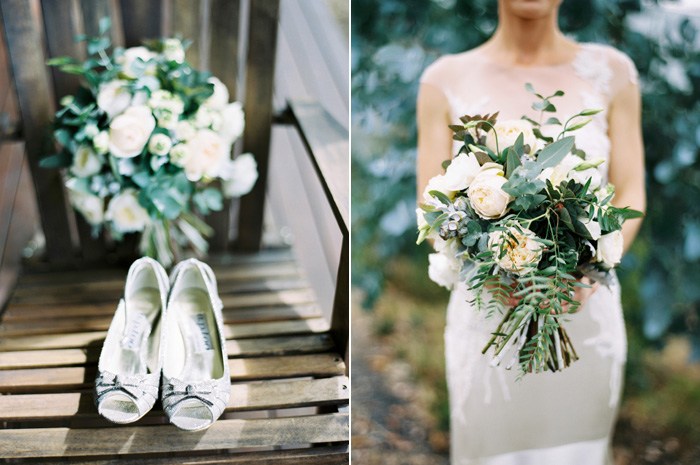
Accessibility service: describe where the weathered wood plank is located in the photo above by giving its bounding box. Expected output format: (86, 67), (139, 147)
(206, 0), (241, 252)
(0, 376), (348, 420)
(289, 99), (349, 233)
(80, 0), (124, 47)
(0, 354), (345, 392)
(0, 413), (348, 458)
(0, 333), (334, 369)
(11, 265), (301, 300)
(118, 0), (161, 47)
(0, 318), (330, 351)
(330, 234), (349, 363)
(42, 0), (110, 262)
(0, 303), (321, 337)
(237, 0), (279, 251)
(31, 445), (349, 465)
(14, 249), (296, 288)
(3, 288), (316, 320)
(171, 0), (203, 68)
(8, 276), (308, 308)
(0, 0), (74, 262)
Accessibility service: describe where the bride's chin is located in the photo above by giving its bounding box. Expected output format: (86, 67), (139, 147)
(500, 0), (562, 19)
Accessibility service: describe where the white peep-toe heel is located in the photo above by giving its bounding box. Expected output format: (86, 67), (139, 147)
(94, 257), (169, 424)
(161, 258), (230, 431)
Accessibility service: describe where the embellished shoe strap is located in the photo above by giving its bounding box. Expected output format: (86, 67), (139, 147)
(96, 372), (153, 401)
(163, 379), (227, 414)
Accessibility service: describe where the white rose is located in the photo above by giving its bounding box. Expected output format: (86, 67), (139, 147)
(93, 131), (110, 155)
(485, 120), (537, 154)
(97, 80), (132, 119)
(596, 230), (624, 268)
(180, 129), (229, 181)
(148, 133), (172, 156)
(423, 174), (455, 203)
(204, 77), (230, 110)
(194, 106), (215, 129)
(569, 166), (603, 190)
(169, 143), (190, 167)
(70, 145), (102, 178)
(221, 153), (258, 197)
(162, 38), (185, 63)
(467, 163), (511, 219)
(488, 227), (543, 275)
(68, 190), (104, 225)
(119, 46), (156, 79)
(442, 152), (481, 191)
(71, 145), (102, 177)
(148, 90), (185, 129)
(106, 190), (150, 233)
(174, 120), (196, 141)
(428, 250), (460, 290)
(109, 106), (156, 158)
(580, 217), (602, 240)
(219, 102), (245, 145)
(84, 123), (99, 139)
(538, 154), (604, 190)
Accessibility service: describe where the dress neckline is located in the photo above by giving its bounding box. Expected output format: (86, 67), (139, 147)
(474, 42), (588, 71)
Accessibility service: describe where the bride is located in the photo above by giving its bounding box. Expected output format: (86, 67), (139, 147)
(416, 0), (646, 463)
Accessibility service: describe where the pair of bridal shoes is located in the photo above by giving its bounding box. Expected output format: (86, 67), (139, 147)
(94, 257), (230, 431)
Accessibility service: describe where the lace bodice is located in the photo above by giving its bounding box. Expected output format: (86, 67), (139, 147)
(420, 43), (638, 180)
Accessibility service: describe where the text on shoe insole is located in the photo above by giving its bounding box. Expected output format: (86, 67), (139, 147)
(193, 313), (214, 352)
(121, 312), (150, 350)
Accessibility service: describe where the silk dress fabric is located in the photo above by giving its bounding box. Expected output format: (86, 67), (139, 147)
(419, 43), (638, 465)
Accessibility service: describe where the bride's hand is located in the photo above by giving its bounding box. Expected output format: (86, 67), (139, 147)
(487, 276), (600, 313)
(563, 276), (599, 313)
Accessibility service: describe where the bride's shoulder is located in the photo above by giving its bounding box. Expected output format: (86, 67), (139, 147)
(419, 49), (484, 89)
(574, 43), (639, 99)
(577, 42), (638, 86)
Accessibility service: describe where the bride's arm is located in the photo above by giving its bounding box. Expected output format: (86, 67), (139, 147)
(607, 79), (646, 253)
(416, 83), (453, 204)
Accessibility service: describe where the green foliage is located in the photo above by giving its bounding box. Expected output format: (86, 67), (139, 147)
(352, 0), (700, 365)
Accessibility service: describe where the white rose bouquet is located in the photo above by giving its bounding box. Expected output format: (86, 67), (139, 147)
(417, 84), (643, 374)
(41, 19), (257, 266)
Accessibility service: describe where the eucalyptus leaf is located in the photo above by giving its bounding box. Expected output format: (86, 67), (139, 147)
(533, 136), (575, 170)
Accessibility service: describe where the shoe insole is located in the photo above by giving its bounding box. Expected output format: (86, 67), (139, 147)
(170, 288), (224, 382)
(108, 288), (162, 376)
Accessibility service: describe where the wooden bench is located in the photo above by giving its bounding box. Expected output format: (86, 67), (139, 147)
(0, 0), (349, 462)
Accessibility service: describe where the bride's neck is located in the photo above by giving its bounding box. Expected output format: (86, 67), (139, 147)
(486, 10), (573, 66)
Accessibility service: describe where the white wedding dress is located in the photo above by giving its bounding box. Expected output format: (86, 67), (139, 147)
(419, 43), (638, 465)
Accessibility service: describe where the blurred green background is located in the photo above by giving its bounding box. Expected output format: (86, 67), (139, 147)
(351, 0), (700, 462)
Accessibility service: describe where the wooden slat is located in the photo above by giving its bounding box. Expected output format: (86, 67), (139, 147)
(14, 249), (296, 288)
(237, 0), (280, 251)
(290, 99), (348, 233)
(206, 0), (241, 252)
(13, 261), (299, 288)
(330, 235), (349, 363)
(171, 0), (202, 68)
(0, 376), (348, 420)
(8, 276), (308, 308)
(3, 288), (316, 320)
(80, 0), (124, 47)
(0, 305), (323, 337)
(32, 445), (349, 465)
(0, 0), (74, 262)
(42, 0), (110, 262)
(0, 333), (335, 369)
(0, 354), (345, 392)
(0, 413), (348, 458)
(0, 318), (330, 351)
(41, 0), (85, 104)
(118, 0), (161, 47)
(0, 303), (321, 337)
